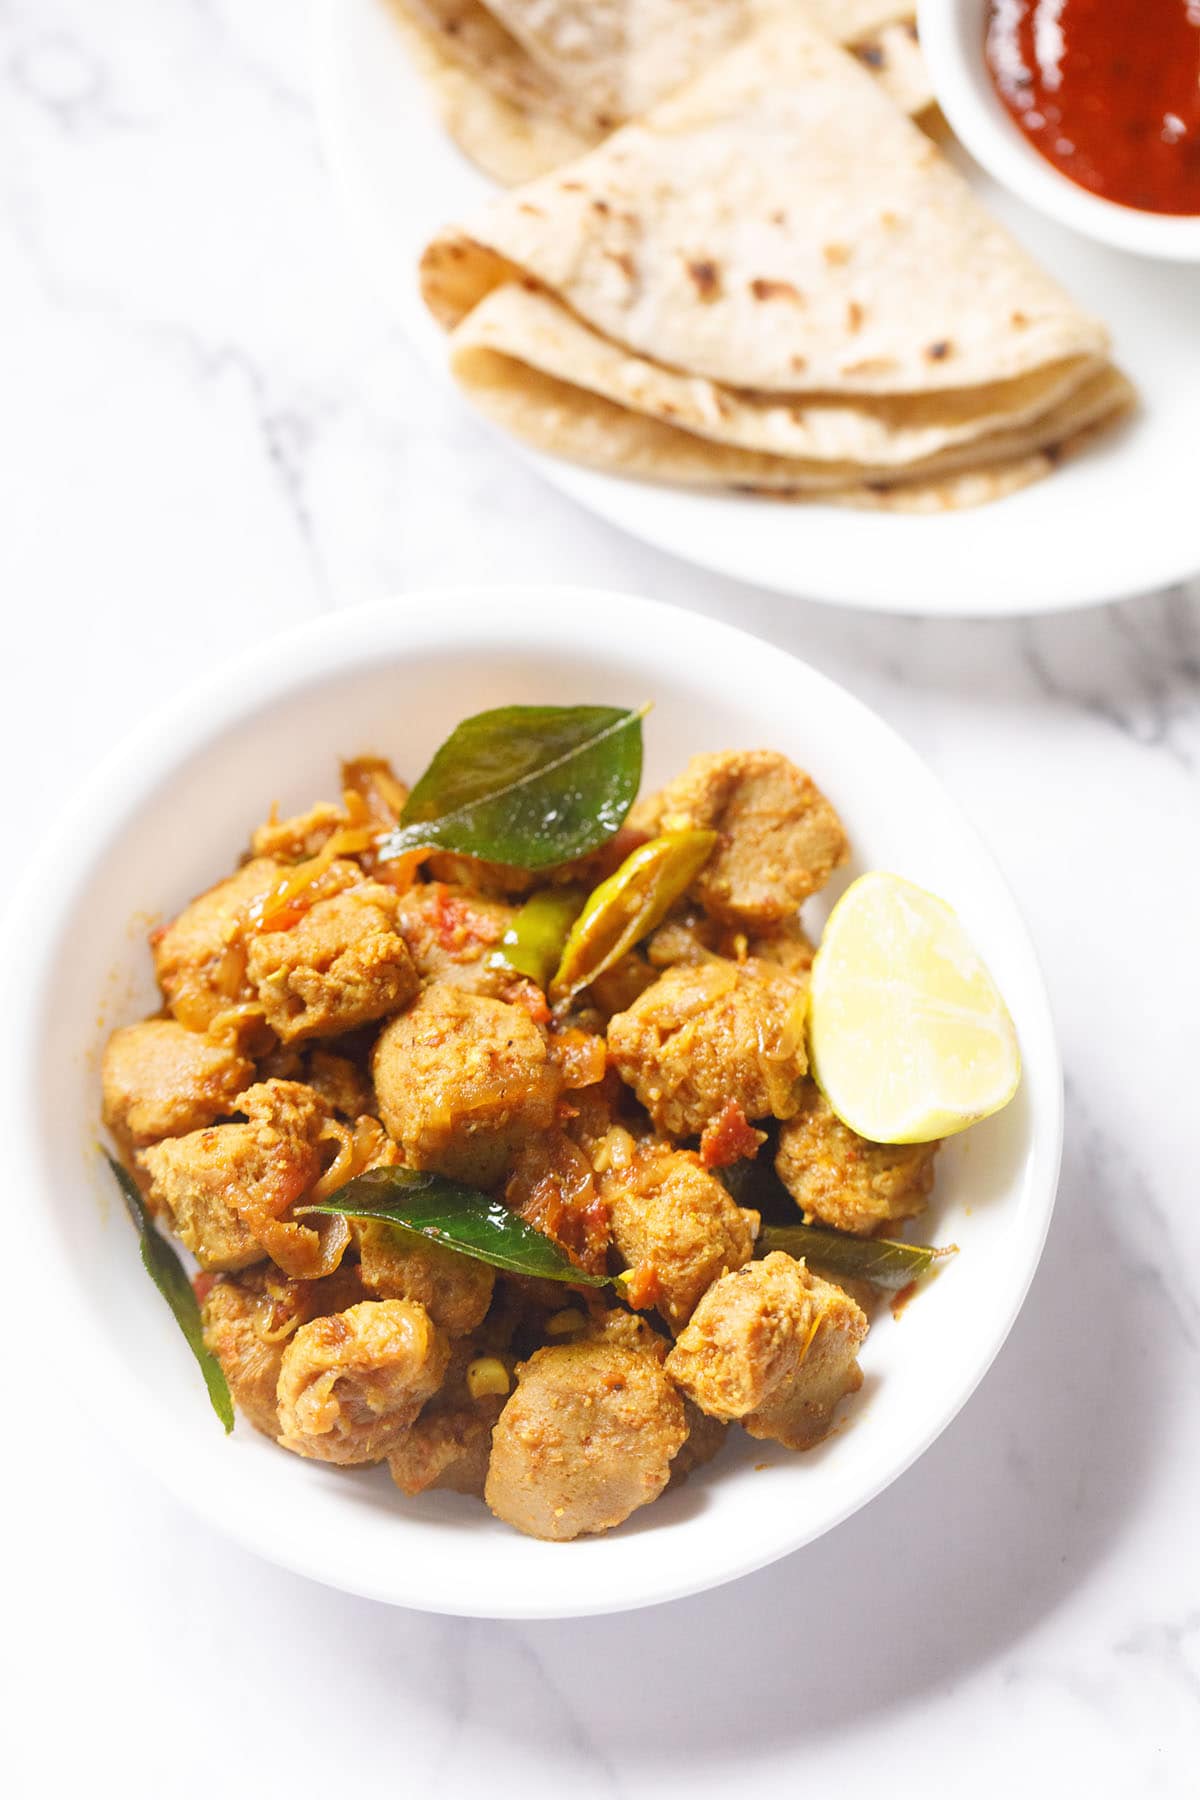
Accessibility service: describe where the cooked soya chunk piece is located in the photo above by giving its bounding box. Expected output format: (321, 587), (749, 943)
(302, 1049), (373, 1119)
(634, 750), (848, 928)
(101, 1018), (253, 1147)
(372, 987), (561, 1187)
(671, 1396), (729, 1486)
(666, 1252), (867, 1451)
(600, 1143), (755, 1329)
(485, 1339), (687, 1540)
(246, 879), (418, 1044)
(775, 1087), (938, 1236)
(646, 909), (722, 968)
(138, 1079), (331, 1273)
(585, 951), (658, 1020)
(276, 1299), (449, 1464)
(152, 857), (283, 1031)
(505, 1127), (611, 1277)
(394, 881), (516, 996)
(388, 1338), (511, 1498)
(200, 1264), (365, 1438)
(356, 1218), (495, 1336)
(747, 917), (818, 978)
(250, 801), (345, 863)
(608, 957), (809, 1137)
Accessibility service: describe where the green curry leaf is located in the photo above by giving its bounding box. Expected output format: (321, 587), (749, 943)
(376, 704), (646, 871)
(758, 1222), (957, 1291)
(300, 1166), (610, 1286)
(105, 1152), (234, 1432)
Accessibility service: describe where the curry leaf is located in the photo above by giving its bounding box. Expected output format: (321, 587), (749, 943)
(550, 828), (717, 1002)
(376, 704), (646, 871)
(300, 1166), (610, 1285)
(758, 1222), (957, 1291)
(105, 1152), (234, 1432)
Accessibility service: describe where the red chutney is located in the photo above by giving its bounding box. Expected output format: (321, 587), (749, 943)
(985, 0), (1200, 215)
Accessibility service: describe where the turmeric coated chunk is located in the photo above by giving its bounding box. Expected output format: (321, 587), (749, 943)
(775, 1086), (938, 1236)
(101, 1018), (252, 1148)
(394, 881), (515, 997)
(485, 1339), (687, 1540)
(600, 1143), (755, 1330)
(276, 1298), (449, 1465)
(671, 1397), (729, 1486)
(666, 1252), (867, 1450)
(505, 1128), (611, 1277)
(246, 879), (418, 1044)
(355, 1218), (495, 1336)
(633, 750), (848, 928)
(199, 1264), (366, 1438)
(250, 802), (345, 863)
(607, 957), (809, 1137)
(152, 857), (283, 1032)
(372, 987), (561, 1187)
(388, 1338), (511, 1498)
(137, 1079), (335, 1274)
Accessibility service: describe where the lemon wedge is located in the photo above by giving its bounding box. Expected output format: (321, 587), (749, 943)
(808, 872), (1020, 1144)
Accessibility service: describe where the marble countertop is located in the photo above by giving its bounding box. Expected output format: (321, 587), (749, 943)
(4, 2), (1198, 1793)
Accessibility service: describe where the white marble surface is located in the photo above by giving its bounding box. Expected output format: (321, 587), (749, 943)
(3, 1), (1199, 1793)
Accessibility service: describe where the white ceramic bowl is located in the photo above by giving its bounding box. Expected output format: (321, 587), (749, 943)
(6, 588), (1062, 1616)
(920, 0), (1200, 262)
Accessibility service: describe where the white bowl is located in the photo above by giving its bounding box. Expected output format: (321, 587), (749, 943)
(5, 588), (1062, 1617)
(919, 0), (1200, 262)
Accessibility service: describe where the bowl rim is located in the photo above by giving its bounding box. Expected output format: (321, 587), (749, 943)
(918, 0), (1200, 263)
(3, 585), (1065, 1615)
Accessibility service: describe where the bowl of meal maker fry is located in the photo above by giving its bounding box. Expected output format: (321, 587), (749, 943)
(6, 587), (1062, 1616)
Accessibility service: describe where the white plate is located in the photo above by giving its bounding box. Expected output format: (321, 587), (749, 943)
(7, 587), (1062, 1616)
(311, 0), (1200, 616)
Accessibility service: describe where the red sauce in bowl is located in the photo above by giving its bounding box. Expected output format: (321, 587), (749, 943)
(985, 0), (1200, 216)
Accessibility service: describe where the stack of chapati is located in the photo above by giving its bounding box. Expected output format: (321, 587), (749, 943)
(392, 0), (932, 183)
(417, 15), (1130, 508)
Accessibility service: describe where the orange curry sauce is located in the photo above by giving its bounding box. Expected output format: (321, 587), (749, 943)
(985, 0), (1200, 215)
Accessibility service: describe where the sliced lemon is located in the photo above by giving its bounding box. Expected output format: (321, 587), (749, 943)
(808, 872), (1020, 1144)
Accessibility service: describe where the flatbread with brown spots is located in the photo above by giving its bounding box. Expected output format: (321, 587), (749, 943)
(416, 15), (1127, 504)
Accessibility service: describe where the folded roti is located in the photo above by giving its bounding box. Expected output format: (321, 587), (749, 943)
(392, 0), (932, 183)
(419, 16), (1126, 504)
(448, 326), (1133, 496)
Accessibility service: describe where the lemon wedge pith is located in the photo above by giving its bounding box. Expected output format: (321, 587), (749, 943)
(808, 872), (1021, 1145)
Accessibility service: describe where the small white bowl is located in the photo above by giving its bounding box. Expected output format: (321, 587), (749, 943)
(5, 588), (1063, 1616)
(919, 0), (1200, 262)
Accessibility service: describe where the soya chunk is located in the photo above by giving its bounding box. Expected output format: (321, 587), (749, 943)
(600, 1143), (755, 1330)
(372, 987), (561, 1188)
(355, 1218), (495, 1337)
(775, 1086), (938, 1236)
(394, 881), (516, 997)
(607, 956), (809, 1137)
(505, 1127), (611, 1278)
(665, 1252), (867, 1451)
(246, 879), (419, 1044)
(151, 857), (283, 1032)
(199, 1264), (366, 1438)
(137, 1079), (335, 1274)
(388, 1337), (511, 1499)
(101, 1018), (252, 1147)
(633, 750), (848, 928)
(276, 1298), (449, 1465)
(484, 1339), (687, 1540)
(671, 1397), (729, 1486)
(250, 802), (345, 863)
